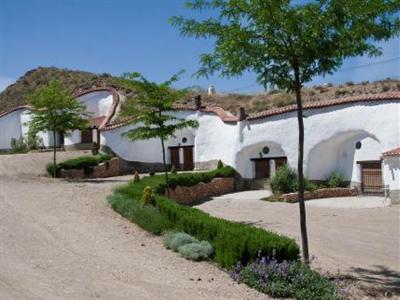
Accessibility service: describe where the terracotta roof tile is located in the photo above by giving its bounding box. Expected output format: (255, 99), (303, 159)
(382, 147), (400, 157)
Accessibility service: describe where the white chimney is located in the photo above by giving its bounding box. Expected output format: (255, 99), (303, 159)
(208, 84), (216, 95)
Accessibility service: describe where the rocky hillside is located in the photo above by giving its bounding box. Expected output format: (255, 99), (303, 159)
(1, 67), (399, 115)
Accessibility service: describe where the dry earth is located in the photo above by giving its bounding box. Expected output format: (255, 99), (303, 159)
(0, 152), (265, 300)
(196, 191), (400, 298)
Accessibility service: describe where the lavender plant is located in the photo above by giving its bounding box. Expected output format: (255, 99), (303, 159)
(230, 253), (340, 299)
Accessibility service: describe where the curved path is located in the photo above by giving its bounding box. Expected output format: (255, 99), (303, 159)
(0, 152), (264, 300)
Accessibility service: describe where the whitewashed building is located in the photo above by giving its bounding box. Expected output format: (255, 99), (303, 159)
(1, 88), (399, 203)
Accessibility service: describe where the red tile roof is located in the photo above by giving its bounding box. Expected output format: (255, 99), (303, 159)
(382, 147), (400, 157)
(101, 92), (400, 131)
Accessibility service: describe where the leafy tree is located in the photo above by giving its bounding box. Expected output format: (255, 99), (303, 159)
(28, 80), (89, 177)
(117, 72), (199, 197)
(171, 0), (399, 263)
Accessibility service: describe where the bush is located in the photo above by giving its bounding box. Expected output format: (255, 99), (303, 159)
(59, 153), (112, 170)
(149, 171), (155, 177)
(178, 241), (214, 261)
(10, 137), (29, 153)
(107, 193), (170, 235)
(270, 165), (297, 194)
(164, 232), (198, 251)
(133, 170), (140, 182)
(231, 255), (340, 299)
(171, 165), (177, 175)
(91, 142), (98, 155)
(217, 160), (224, 169)
(46, 162), (61, 177)
(156, 166), (236, 194)
(141, 186), (155, 206)
(328, 172), (344, 188)
(270, 165), (317, 194)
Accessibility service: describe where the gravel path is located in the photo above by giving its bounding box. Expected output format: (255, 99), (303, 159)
(0, 152), (264, 300)
(195, 191), (400, 296)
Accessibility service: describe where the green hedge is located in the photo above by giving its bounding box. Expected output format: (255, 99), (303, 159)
(155, 166), (236, 193)
(110, 167), (300, 268)
(59, 153), (112, 170)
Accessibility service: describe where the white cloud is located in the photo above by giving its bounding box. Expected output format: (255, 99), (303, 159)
(0, 76), (16, 92)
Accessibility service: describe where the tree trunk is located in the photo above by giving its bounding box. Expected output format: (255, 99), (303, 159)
(160, 136), (170, 198)
(293, 63), (310, 264)
(53, 127), (57, 178)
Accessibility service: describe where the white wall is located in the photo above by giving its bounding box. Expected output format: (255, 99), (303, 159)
(78, 91), (114, 117)
(383, 156), (400, 191)
(0, 109), (25, 149)
(64, 130), (81, 146)
(101, 100), (399, 180)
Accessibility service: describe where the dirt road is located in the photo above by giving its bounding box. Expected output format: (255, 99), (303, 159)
(0, 153), (264, 300)
(196, 191), (400, 296)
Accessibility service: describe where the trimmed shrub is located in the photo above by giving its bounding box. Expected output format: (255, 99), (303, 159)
(217, 160), (224, 169)
(141, 186), (155, 206)
(58, 153), (112, 170)
(328, 172), (344, 188)
(178, 241), (214, 261)
(164, 232), (198, 251)
(46, 162), (61, 177)
(109, 167), (300, 268)
(133, 170), (140, 182)
(107, 193), (170, 235)
(231, 255), (340, 299)
(149, 171), (155, 177)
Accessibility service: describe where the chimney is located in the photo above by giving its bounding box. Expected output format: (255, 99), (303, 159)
(194, 95), (202, 110)
(238, 107), (247, 121)
(208, 84), (216, 95)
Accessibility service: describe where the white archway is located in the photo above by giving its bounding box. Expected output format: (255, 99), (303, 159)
(306, 130), (381, 183)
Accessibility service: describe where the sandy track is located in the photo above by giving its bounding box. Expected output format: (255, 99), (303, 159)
(195, 191), (400, 296)
(0, 153), (264, 300)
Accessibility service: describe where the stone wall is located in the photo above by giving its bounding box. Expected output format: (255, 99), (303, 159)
(167, 177), (235, 205)
(279, 187), (358, 203)
(59, 157), (120, 178)
(91, 157), (120, 178)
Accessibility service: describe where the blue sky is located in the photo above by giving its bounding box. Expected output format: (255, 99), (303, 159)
(0, 0), (399, 93)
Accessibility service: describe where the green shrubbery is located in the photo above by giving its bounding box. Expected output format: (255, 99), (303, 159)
(109, 167), (300, 268)
(328, 172), (344, 188)
(164, 232), (213, 261)
(270, 165), (317, 194)
(140, 186), (155, 206)
(45, 153), (113, 176)
(155, 166), (236, 194)
(10, 137), (29, 153)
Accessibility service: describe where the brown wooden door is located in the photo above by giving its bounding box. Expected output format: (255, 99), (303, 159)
(361, 161), (383, 193)
(81, 129), (93, 143)
(170, 148), (180, 169)
(275, 157), (287, 170)
(254, 159), (270, 179)
(183, 146), (194, 171)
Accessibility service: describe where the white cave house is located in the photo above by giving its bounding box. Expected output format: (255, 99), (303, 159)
(0, 88), (399, 203)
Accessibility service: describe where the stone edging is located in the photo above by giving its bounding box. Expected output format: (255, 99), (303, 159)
(59, 157), (120, 178)
(166, 177), (235, 205)
(279, 187), (358, 203)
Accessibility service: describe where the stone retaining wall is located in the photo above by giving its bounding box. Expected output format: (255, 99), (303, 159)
(167, 177), (235, 205)
(280, 187), (358, 203)
(59, 157), (120, 178)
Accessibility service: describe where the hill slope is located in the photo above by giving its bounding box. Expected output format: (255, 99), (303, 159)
(0, 67), (399, 115)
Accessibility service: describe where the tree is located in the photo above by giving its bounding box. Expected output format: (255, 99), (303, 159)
(28, 80), (89, 177)
(116, 72), (199, 196)
(171, 0), (399, 263)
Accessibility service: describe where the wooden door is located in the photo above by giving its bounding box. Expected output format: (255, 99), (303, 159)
(183, 146), (194, 171)
(254, 159), (270, 179)
(170, 148), (180, 169)
(275, 157), (287, 170)
(81, 129), (93, 143)
(361, 161), (383, 193)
